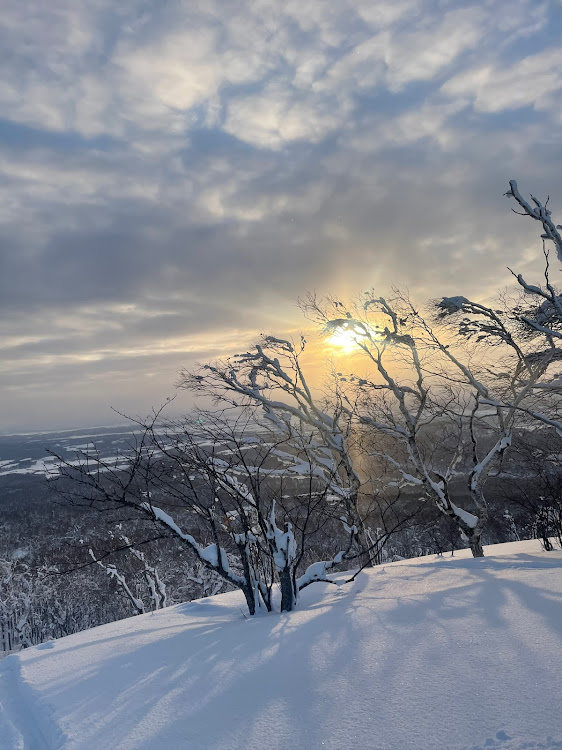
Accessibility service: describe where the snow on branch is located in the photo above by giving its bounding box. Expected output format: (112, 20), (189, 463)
(89, 549), (145, 615)
(296, 556), (343, 590)
(140, 503), (243, 586)
(449, 502), (478, 529)
(469, 432), (512, 492)
(480, 399), (562, 438)
(265, 500), (296, 573)
(296, 523), (355, 591)
(506, 180), (562, 263)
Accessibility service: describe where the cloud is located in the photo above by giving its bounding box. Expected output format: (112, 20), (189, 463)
(223, 84), (351, 149)
(441, 46), (562, 115)
(0, 0), (561, 429)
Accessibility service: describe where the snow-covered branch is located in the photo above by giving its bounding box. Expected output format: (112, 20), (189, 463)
(506, 180), (562, 263)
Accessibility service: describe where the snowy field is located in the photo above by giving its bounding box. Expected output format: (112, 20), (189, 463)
(0, 426), (135, 477)
(1, 540), (561, 750)
(0, 423), (272, 477)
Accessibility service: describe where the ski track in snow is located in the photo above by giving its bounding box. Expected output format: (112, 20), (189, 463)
(0, 653), (66, 750)
(1, 540), (561, 750)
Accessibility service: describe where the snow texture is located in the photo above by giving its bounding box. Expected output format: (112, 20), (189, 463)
(1, 540), (561, 750)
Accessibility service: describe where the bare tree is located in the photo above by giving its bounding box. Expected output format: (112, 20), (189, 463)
(437, 182), (562, 433)
(299, 292), (530, 556)
(51, 408), (357, 614)
(498, 432), (562, 551)
(180, 335), (378, 566)
(88, 531), (167, 615)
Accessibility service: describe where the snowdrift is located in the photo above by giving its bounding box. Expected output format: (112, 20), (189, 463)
(1, 540), (561, 750)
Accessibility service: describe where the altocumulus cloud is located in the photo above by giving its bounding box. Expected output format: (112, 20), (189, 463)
(0, 0), (561, 429)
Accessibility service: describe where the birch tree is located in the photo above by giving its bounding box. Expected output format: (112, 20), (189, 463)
(440, 182), (562, 426)
(295, 181), (562, 557)
(299, 293), (519, 557)
(180, 335), (375, 565)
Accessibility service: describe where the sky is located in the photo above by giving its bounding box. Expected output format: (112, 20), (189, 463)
(1, 0), (562, 431)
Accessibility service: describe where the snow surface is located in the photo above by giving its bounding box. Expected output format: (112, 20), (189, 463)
(1, 540), (561, 750)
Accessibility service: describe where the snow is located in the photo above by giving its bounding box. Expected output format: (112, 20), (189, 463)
(140, 503), (194, 543)
(0, 455), (130, 478)
(142, 505), (237, 581)
(0, 458), (56, 477)
(1, 540), (562, 750)
(437, 296), (470, 315)
(199, 544), (229, 571)
(266, 501), (296, 571)
(295, 559), (342, 589)
(450, 501), (479, 528)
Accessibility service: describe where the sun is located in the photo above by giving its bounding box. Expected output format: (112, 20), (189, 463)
(325, 319), (373, 354)
(327, 328), (363, 353)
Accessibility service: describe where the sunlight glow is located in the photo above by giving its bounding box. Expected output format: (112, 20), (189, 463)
(325, 319), (373, 353)
(327, 328), (363, 353)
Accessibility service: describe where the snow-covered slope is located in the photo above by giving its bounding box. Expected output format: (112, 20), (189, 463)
(1, 540), (561, 750)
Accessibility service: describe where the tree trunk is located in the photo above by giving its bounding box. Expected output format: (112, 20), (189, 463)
(259, 583), (273, 612)
(356, 527), (377, 567)
(347, 488), (375, 567)
(279, 566), (297, 612)
(242, 584), (256, 616)
(468, 531), (485, 558)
